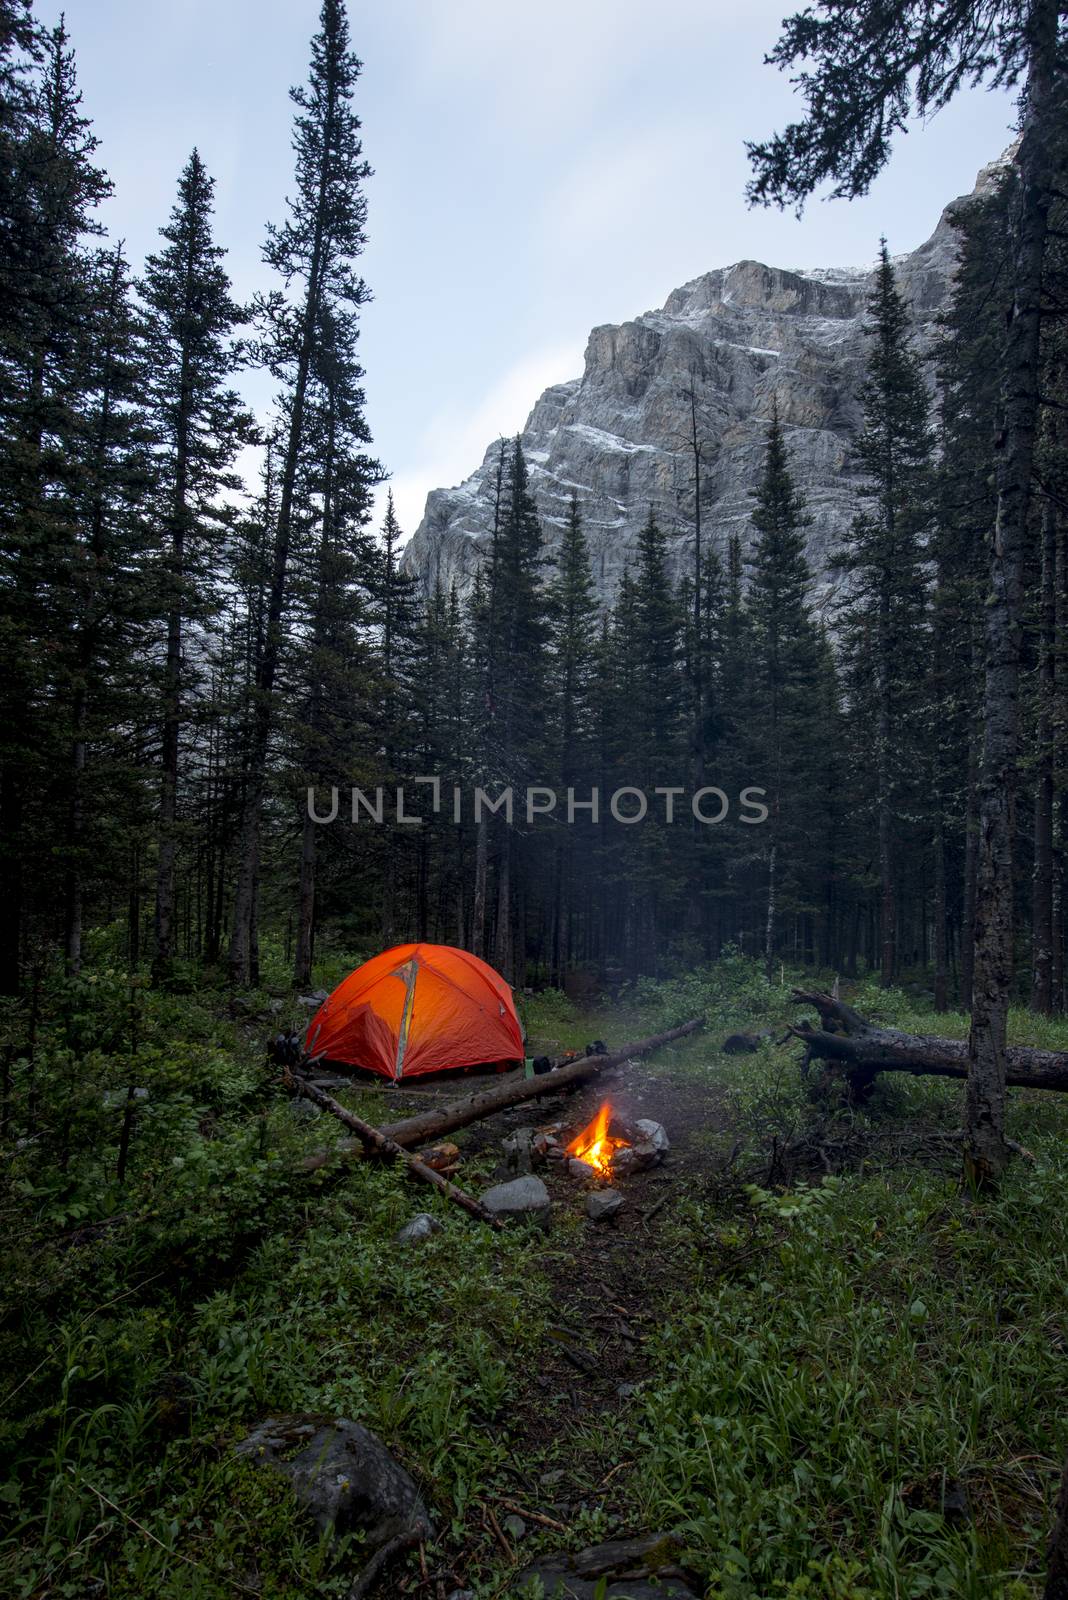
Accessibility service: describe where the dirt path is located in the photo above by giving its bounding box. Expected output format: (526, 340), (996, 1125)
(450, 1049), (736, 1531)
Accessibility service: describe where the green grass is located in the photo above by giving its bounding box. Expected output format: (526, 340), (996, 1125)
(1, 955), (1066, 1597)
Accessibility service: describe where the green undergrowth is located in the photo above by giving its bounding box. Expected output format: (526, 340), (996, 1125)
(1, 953), (1066, 1597)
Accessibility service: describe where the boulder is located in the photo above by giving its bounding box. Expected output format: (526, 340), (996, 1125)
(481, 1175), (551, 1227)
(297, 989), (330, 1008)
(499, 1127), (534, 1177)
(635, 1118), (669, 1154)
(568, 1157), (598, 1181)
(395, 1213), (443, 1245)
(721, 1032), (761, 1054)
(517, 1530), (698, 1599)
(235, 1415), (432, 1547)
(586, 1187), (624, 1222)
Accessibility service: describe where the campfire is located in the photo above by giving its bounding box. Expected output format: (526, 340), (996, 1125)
(565, 1102), (630, 1177)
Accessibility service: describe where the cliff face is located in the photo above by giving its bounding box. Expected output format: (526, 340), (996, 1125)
(402, 158), (1003, 609)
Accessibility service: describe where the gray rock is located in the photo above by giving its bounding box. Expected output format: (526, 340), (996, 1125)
(235, 1415), (432, 1547)
(568, 1157), (598, 1181)
(613, 1141), (659, 1175)
(586, 1187), (624, 1221)
(503, 1512), (527, 1539)
(395, 1212), (443, 1245)
(517, 1529), (698, 1598)
(635, 1118), (669, 1154)
(297, 989), (330, 1008)
(941, 1480), (971, 1523)
(403, 156), (1009, 623)
(500, 1127), (534, 1177)
(481, 1174), (551, 1226)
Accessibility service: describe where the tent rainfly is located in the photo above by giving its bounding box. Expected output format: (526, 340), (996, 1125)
(305, 943), (524, 1082)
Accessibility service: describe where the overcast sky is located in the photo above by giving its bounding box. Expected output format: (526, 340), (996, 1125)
(53, 0), (1016, 539)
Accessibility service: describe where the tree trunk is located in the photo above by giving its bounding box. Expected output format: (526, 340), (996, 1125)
(965, 0), (1059, 1187)
(229, 141), (333, 986)
(764, 840), (777, 980)
(472, 814), (488, 958)
(933, 814), (948, 1012)
(1047, 1448), (1068, 1600)
(152, 400), (190, 983)
(1053, 515), (1068, 1013)
(293, 806), (317, 988)
(961, 714), (980, 1008)
(788, 989), (1068, 1094)
(1032, 500), (1056, 1013)
(292, 1076), (504, 1228)
(494, 826), (512, 981)
(299, 1018), (705, 1172)
(63, 683), (86, 976)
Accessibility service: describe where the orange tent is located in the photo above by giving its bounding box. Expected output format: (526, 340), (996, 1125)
(305, 943), (524, 1081)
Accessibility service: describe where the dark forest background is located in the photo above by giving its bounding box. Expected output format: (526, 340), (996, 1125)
(0, 0), (1065, 1017)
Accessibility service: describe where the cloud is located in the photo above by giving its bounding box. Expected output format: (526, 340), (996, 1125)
(374, 340), (586, 540)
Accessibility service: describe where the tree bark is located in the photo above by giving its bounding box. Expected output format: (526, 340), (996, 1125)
(493, 825), (512, 981)
(228, 63), (340, 986)
(293, 807), (317, 988)
(1047, 1448), (1068, 1600)
(152, 306), (192, 985)
(933, 814), (948, 1012)
(298, 1018), (704, 1172)
(293, 1075), (504, 1227)
(788, 989), (1068, 1094)
(1032, 499), (1056, 1014)
(966, 0), (1060, 1187)
(472, 814), (488, 959)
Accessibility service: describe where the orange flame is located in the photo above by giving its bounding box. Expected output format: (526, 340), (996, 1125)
(566, 1102), (629, 1177)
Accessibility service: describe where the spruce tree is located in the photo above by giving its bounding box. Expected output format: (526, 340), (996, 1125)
(229, 0), (374, 985)
(0, 17), (110, 991)
(930, 184), (1006, 1006)
(627, 508), (685, 971)
(289, 298), (381, 986)
(547, 493), (598, 979)
(58, 244), (154, 973)
(746, 0), (1065, 1188)
(835, 244), (933, 985)
(139, 149), (251, 983)
(746, 401), (823, 973)
(485, 438), (550, 980)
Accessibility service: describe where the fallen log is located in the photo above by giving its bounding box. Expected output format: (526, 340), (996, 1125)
(787, 989), (1068, 1095)
(297, 1018), (704, 1174)
(291, 1076), (504, 1228)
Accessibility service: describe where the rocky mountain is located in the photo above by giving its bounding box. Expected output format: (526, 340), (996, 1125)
(402, 156), (1006, 611)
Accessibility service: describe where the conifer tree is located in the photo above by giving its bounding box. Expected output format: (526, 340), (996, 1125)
(486, 438), (549, 979)
(746, 0), (1066, 1188)
(930, 185), (1006, 1005)
(290, 299), (380, 986)
(547, 493), (597, 979)
(746, 401), (823, 973)
(58, 243), (153, 973)
(139, 149), (251, 983)
(229, 0), (374, 985)
(835, 244), (933, 986)
(0, 16), (110, 991)
(627, 508), (685, 969)
(374, 489), (420, 945)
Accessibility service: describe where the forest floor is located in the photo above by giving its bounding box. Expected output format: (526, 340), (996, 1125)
(2, 953), (1067, 1600)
